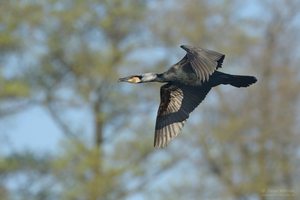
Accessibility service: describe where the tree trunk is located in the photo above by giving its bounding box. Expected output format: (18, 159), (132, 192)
(94, 100), (104, 149)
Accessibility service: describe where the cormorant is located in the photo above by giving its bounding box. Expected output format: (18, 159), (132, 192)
(119, 45), (257, 148)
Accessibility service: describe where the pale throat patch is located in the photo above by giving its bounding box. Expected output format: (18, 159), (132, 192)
(128, 77), (141, 83)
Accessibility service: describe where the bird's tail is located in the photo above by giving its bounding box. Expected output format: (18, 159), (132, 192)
(212, 71), (257, 88)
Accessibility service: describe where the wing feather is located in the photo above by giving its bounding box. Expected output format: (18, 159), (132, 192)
(183, 46), (225, 82)
(154, 83), (212, 148)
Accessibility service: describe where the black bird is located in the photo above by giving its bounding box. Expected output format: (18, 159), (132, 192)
(119, 45), (257, 148)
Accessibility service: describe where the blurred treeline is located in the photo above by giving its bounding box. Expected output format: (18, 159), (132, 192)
(0, 0), (300, 199)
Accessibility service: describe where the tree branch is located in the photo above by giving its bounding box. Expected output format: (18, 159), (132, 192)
(45, 104), (76, 138)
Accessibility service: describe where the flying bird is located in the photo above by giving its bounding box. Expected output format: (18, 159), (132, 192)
(119, 45), (257, 148)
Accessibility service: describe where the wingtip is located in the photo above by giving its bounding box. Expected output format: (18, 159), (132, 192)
(154, 143), (167, 149)
(154, 135), (168, 149)
(180, 45), (190, 51)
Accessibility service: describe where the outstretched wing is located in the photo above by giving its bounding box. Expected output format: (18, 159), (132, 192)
(180, 46), (225, 82)
(154, 83), (211, 148)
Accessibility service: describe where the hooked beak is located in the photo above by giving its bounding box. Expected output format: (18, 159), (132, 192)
(118, 75), (142, 83)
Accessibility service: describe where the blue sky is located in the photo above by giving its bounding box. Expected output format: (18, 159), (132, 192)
(1, 106), (63, 154)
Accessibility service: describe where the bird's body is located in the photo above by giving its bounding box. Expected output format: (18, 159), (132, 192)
(119, 45), (257, 148)
(162, 64), (200, 85)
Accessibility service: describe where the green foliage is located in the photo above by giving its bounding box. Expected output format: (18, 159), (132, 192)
(52, 139), (124, 200)
(0, 0), (151, 199)
(0, 79), (30, 99)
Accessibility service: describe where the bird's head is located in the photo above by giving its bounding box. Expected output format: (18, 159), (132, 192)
(119, 73), (158, 83)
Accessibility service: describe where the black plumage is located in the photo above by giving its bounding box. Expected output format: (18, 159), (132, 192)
(119, 45), (257, 148)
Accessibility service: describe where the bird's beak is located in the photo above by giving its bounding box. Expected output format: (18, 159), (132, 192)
(118, 75), (142, 83)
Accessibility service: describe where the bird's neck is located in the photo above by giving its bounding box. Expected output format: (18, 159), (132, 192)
(154, 73), (166, 82)
(140, 73), (167, 83)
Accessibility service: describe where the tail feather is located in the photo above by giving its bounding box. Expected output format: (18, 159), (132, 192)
(226, 74), (257, 87)
(211, 71), (257, 88)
